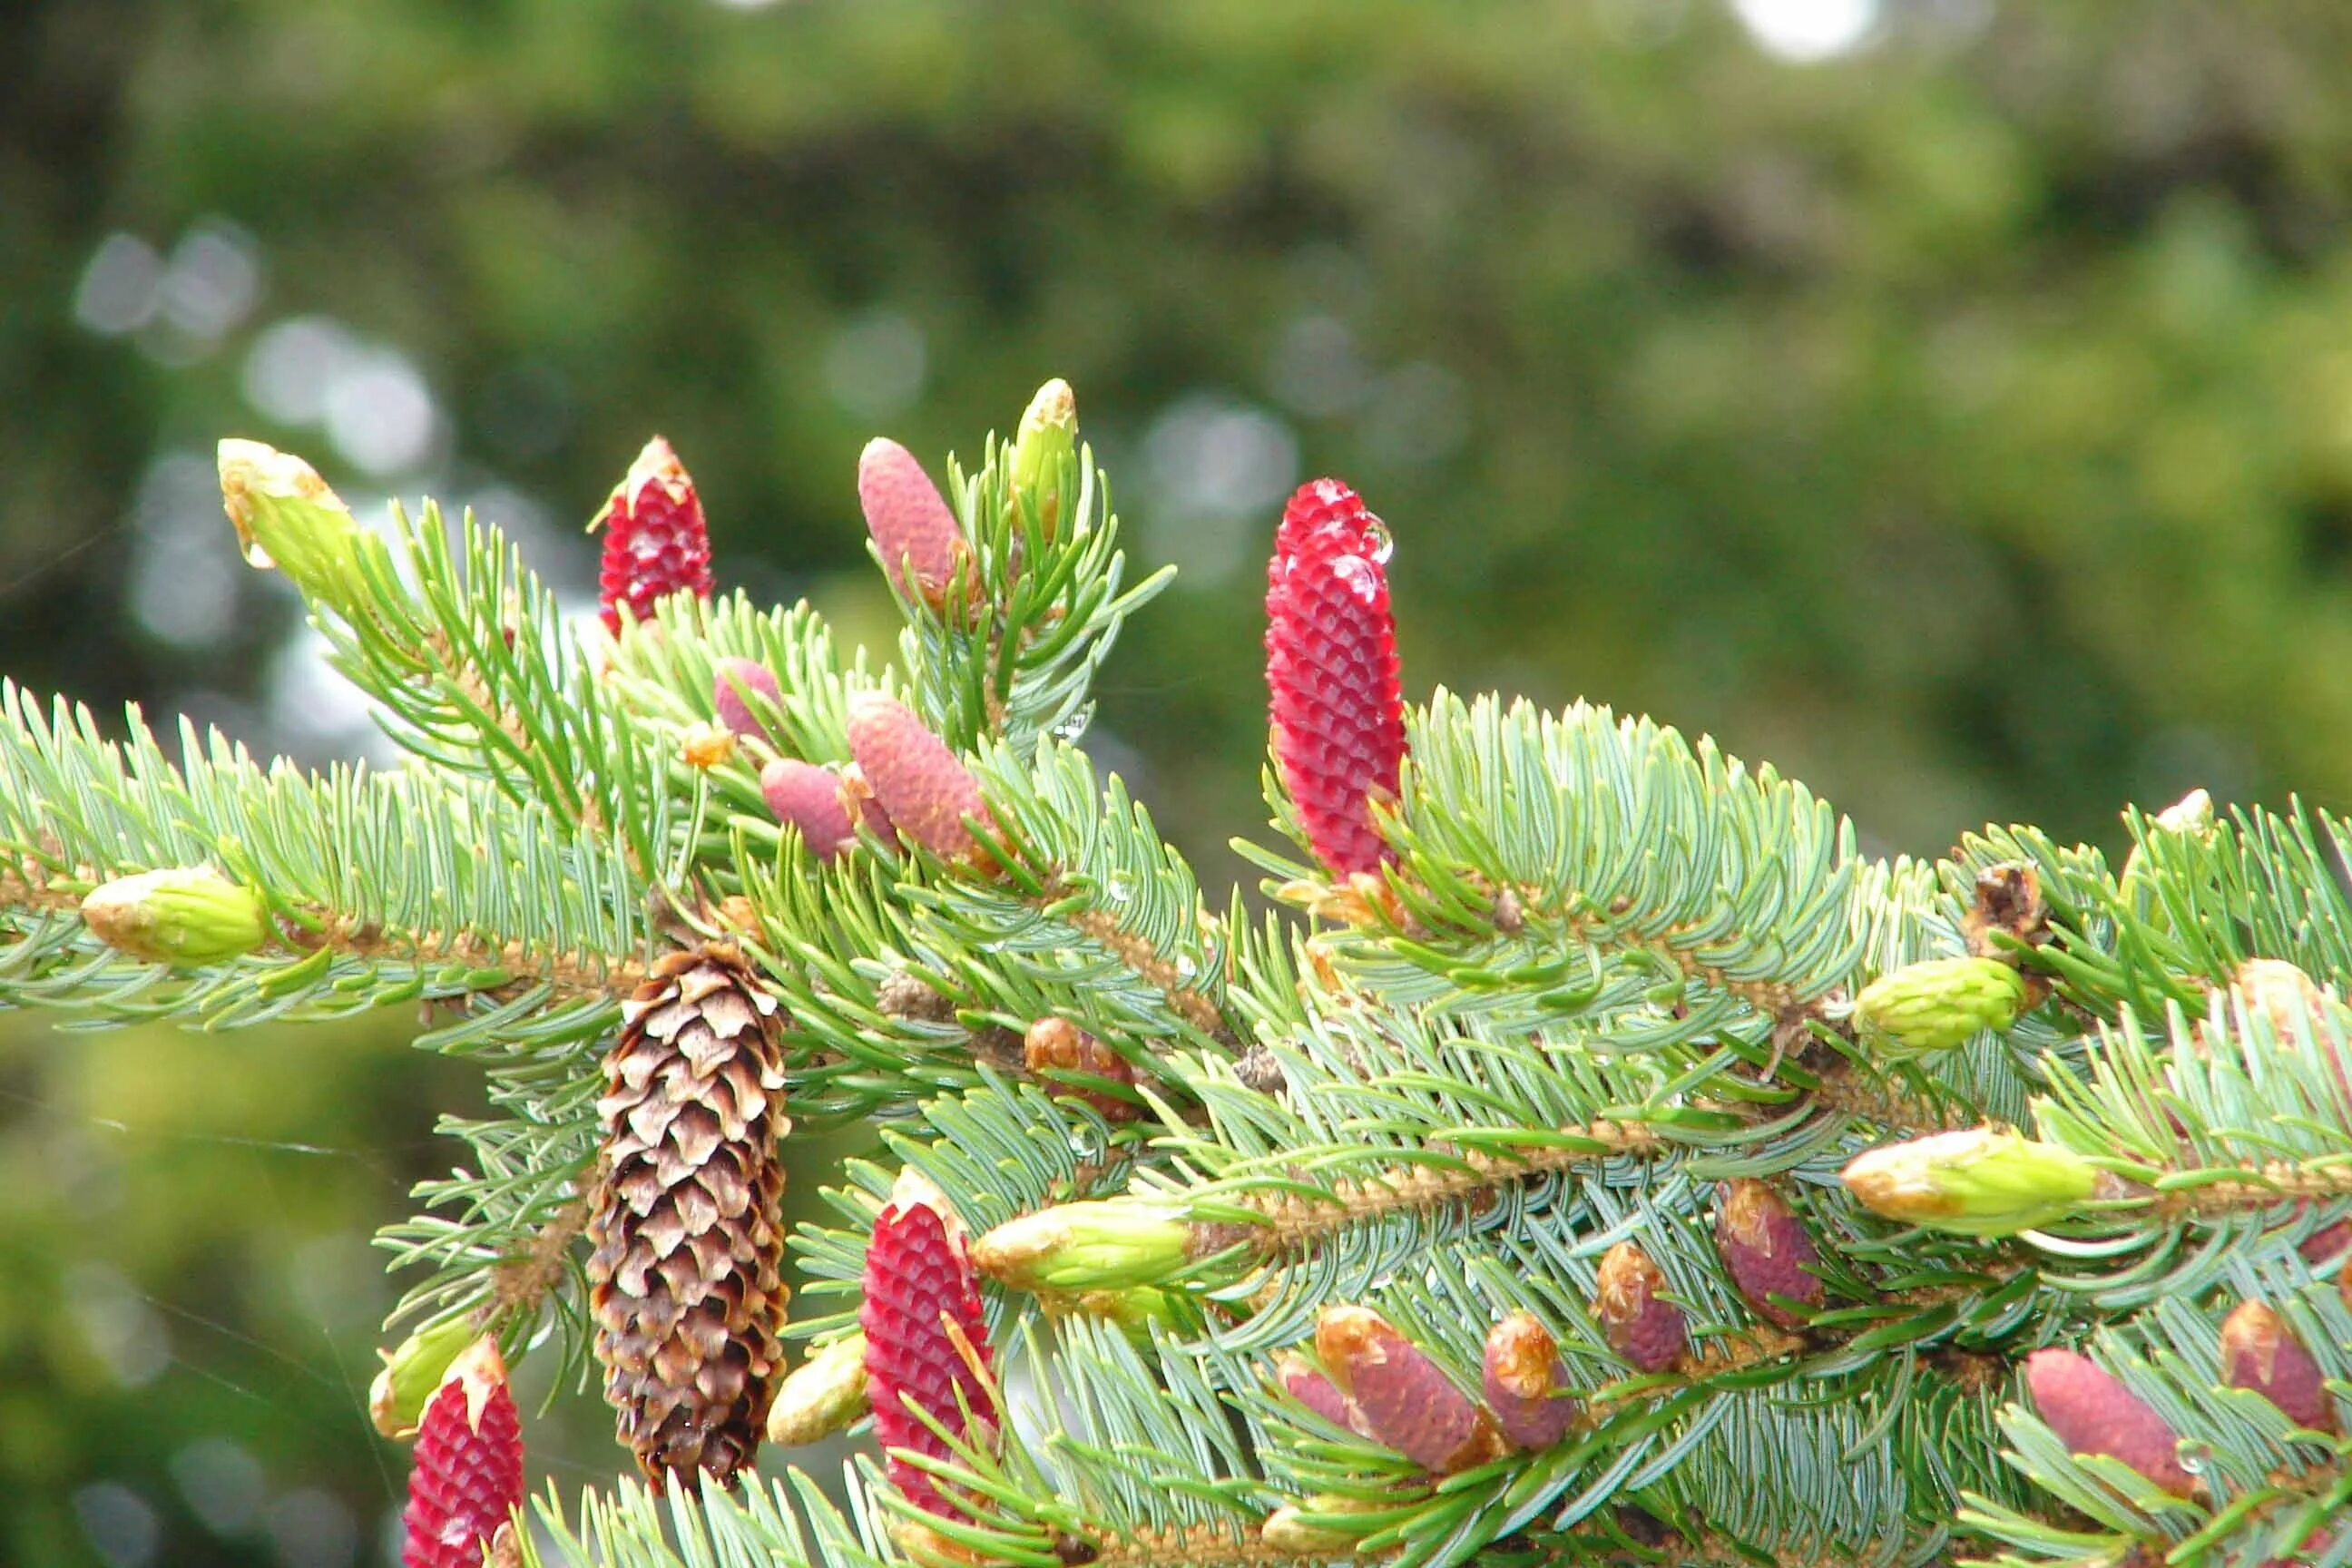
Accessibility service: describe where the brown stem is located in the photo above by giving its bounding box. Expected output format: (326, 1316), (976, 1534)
(0, 859), (645, 1003)
(1087, 1528), (1330, 1568)
(1197, 1124), (1663, 1261)
(1045, 879), (1230, 1039)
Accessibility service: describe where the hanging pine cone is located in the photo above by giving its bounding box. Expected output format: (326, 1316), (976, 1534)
(1265, 477), (1405, 878)
(586, 943), (789, 1488)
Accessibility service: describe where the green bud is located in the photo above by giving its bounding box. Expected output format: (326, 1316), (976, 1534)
(217, 439), (381, 621)
(1852, 956), (2029, 1057)
(1009, 377), (1077, 538)
(2119, 787), (2218, 900)
(82, 867), (270, 967)
(1840, 1127), (2102, 1237)
(1260, 1500), (1371, 1555)
(1043, 1283), (1201, 1344)
(368, 1315), (481, 1439)
(971, 1200), (1193, 1292)
(765, 1333), (870, 1446)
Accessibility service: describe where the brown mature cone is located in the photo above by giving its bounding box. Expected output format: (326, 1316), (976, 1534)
(586, 944), (789, 1488)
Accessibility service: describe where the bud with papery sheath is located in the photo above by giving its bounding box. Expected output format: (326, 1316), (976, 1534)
(1840, 1127), (2102, 1238)
(712, 658), (783, 740)
(766, 1333), (870, 1447)
(859, 437), (970, 610)
(82, 867), (270, 967)
(1482, 1313), (1576, 1450)
(760, 760), (860, 860)
(2024, 1348), (2194, 1497)
(1024, 1017), (1139, 1119)
(1265, 478), (1405, 879)
(593, 437), (713, 636)
(972, 1200), (1193, 1293)
(1593, 1241), (1687, 1373)
(861, 1170), (995, 1518)
(1315, 1306), (1504, 1475)
(1852, 956), (2030, 1057)
(400, 1336), (524, 1568)
(1010, 378), (1078, 538)
(218, 439), (377, 620)
(2219, 1300), (2334, 1431)
(1714, 1181), (1824, 1330)
(1276, 1352), (1363, 1433)
(845, 693), (994, 861)
(370, 1315), (481, 1440)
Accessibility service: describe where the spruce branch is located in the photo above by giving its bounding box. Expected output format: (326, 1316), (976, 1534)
(0, 682), (654, 1034)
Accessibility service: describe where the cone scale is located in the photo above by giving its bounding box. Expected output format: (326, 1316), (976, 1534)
(584, 944), (789, 1487)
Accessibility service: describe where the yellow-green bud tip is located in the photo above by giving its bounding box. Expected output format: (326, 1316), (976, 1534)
(1011, 378), (1080, 537)
(1852, 956), (2029, 1057)
(368, 1315), (482, 1439)
(82, 867), (270, 967)
(765, 1333), (870, 1446)
(1840, 1126), (2102, 1237)
(2152, 788), (2215, 837)
(217, 439), (372, 617)
(971, 1200), (1192, 1292)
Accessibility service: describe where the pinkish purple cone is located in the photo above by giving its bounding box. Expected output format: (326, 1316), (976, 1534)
(760, 759), (858, 858)
(1593, 1242), (1686, 1373)
(2219, 1300), (2336, 1432)
(858, 438), (968, 608)
(713, 658), (783, 740)
(1482, 1313), (1576, 1450)
(1276, 1352), (1363, 1433)
(1714, 1180), (1824, 1330)
(1315, 1307), (1503, 1475)
(2024, 1348), (2194, 1497)
(845, 693), (993, 861)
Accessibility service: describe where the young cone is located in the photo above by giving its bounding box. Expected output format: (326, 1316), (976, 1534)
(1023, 1017), (1139, 1119)
(1315, 1305), (1504, 1475)
(1482, 1313), (1577, 1450)
(858, 437), (969, 610)
(861, 1169), (995, 1519)
(2218, 1299), (2335, 1431)
(1265, 477), (1405, 878)
(1713, 1180), (1824, 1329)
(400, 1336), (524, 1568)
(593, 436), (714, 635)
(1593, 1241), (1687, 1372)
(844, 692), (994, 860)
(1276, 1351), (1364, 1434)
(713, 657), (783, 740)
(760, 759), (860, 860)
(2024, 1348), (2195, 1498)
(585, 944), (789, 1488)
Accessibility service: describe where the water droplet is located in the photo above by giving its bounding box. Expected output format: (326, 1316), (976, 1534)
(1330, 554), (1383, 604)
(1361, 514), (1394, 564)
(1104, 874), (1133, 904)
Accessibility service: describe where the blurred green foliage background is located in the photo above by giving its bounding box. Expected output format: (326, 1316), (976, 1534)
(6, 0), (2352, 1562)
